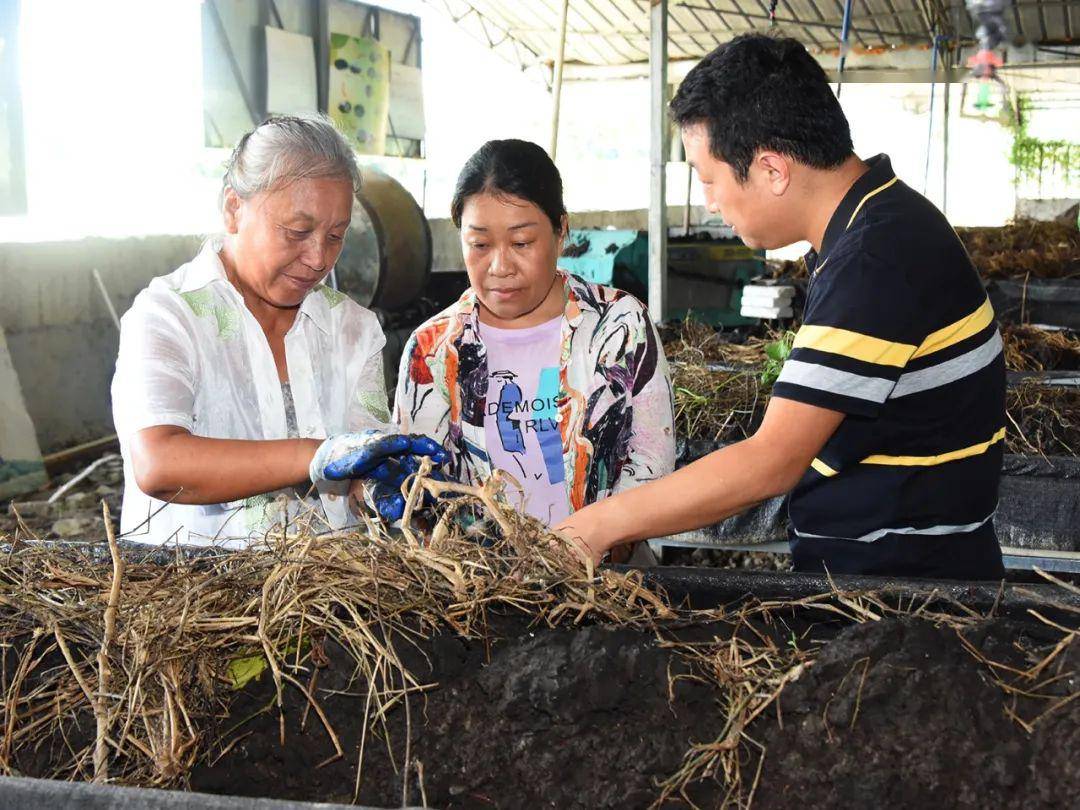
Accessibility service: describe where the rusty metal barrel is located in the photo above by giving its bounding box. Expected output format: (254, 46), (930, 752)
(334, 168), (432, 311)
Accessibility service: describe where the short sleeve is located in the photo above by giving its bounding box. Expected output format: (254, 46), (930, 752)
(601, 294), (676, 492)
(392, 323), (451, 442)
(341, 305), (392, 433)
(348, 349), (392, 432)
(772, 249), (921, 418)
(111, 291), (198, 438)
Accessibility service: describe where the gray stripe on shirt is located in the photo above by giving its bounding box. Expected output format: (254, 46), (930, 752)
(891, 330), (1002, 399)
(777, 359), (895, 403)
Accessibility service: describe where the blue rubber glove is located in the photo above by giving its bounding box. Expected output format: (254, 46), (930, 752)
(369, 482), (407, 522)
(369, 454), (449, 488)
(310, 430), (448, 485)
(366, 456), (448, 521)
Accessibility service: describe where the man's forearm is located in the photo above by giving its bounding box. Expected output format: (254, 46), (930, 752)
(588, 437), (796, 548)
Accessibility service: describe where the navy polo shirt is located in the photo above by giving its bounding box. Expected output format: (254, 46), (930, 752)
(773, 155), (1006, 580)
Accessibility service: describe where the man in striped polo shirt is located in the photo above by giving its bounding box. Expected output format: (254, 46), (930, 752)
(555, 34), (1006, 579)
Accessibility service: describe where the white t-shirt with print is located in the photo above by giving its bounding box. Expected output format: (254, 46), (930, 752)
(481, 316), (570, 526)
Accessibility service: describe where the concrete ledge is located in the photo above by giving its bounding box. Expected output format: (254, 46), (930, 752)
(0, 775), (426, 810)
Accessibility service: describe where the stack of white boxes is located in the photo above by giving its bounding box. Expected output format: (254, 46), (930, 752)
(739, 283), (795, 320)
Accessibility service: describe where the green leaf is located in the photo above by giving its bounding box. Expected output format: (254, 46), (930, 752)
(759, 331), (795, 388)
(227, 653), (268, 690)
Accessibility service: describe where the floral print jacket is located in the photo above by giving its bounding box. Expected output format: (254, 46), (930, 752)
(393, 270), (675, 514)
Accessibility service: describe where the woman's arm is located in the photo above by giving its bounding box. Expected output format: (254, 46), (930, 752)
(129, 426), (319, 504)
(393, 333), (449, 441)
(611, 315), (676, 494)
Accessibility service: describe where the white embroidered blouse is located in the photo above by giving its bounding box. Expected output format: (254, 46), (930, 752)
(111, 239), (390, 547)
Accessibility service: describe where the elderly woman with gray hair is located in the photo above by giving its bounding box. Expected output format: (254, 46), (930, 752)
(112, 115), (444, 548)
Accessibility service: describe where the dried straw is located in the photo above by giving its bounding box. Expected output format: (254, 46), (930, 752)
(1006, 381), (1080, 456)
(663, 319), (780, 369)
(957, 219), (1080, 280)
(654, 574), (1079, 808)
(1001, 324), (1080, 372)
(0, 472), (672, 790)
(672, 365), (768, 444)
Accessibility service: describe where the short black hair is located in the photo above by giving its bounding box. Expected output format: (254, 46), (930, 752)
(669, 35), (853, 182)
(450, 139), (566, 233)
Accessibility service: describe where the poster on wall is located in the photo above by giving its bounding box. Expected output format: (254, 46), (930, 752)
(389, 62), (425, 142)
(265, 26), (317, 116)
(328, 33), (390, 155)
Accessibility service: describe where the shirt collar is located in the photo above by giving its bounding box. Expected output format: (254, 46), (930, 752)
(178, 236), (333, 335)
(818, 154), (895, 260)
(178, 237), (230, 294)
(454, 269), (585, 328)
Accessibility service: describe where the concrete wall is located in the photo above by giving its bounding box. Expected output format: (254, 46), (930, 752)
(1, 206), (708, 452)
(1015, 198), (1079, 222)
(0, 236), (203, 452)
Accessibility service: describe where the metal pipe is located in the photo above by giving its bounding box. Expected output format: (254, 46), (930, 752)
(648, 0), (669, 323)
(835, 0), (856, 97)
(668, 4), (930, 41)
(91, 269), (121, 331)
(549, 0), (570, 159)
(942, 50), (951, 216)
(923, 31), (940, 196)
(682, 163), (693, 237)
(206, 0), (260, 126)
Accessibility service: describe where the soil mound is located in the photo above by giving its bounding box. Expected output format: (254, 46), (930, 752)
(753, 617), (1032, 809)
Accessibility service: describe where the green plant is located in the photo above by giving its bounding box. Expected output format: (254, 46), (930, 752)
(1009, 95), (1079, 187)
(760, 331), (796, 388)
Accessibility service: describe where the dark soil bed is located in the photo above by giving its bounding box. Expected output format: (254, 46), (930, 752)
(752, 616), (1075, 810)
(177, 608), (1075, 809)
(4, 560), (1077, 809)
(187, 617), (721, 809)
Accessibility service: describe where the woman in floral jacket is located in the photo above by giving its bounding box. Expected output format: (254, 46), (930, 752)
(394, 140), (674, 556)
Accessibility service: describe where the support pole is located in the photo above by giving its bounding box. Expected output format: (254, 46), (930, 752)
(835, 0), (855, 97)
(315, 0), (330, 114)
(682, 162), (693, 236)
(942, 50), (952, 216)
(549, 0), (570, 159)
(648, 0), (668, 323)
(922, 30), (939, 196)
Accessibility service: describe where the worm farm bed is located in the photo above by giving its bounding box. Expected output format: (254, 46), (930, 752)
(0, 475), (1077, 810)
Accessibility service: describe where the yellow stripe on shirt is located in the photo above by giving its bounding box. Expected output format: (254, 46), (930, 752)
(861, 427), (1006, 467)
(811, 457), (839, 477)
(793, 325), (916, 368)
(846, 177), (900, 229)
(910, 297), (995, 360)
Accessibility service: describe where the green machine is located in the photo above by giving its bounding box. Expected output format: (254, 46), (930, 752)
(558, 227), (764, 326)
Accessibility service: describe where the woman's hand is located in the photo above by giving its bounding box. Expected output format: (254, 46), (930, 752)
(347, 478), (406, 522)
(346, 452), (451, 523)
(310, 431), (447, 485)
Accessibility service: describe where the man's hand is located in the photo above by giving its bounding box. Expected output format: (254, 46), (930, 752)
(310, 431), (448, 485)
(554, 506), (615, 568)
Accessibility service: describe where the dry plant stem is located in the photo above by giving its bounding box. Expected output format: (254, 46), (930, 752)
(94, 502), (125, 782)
